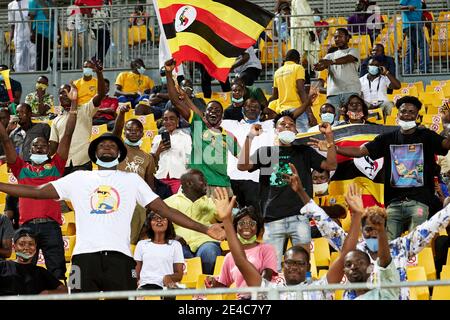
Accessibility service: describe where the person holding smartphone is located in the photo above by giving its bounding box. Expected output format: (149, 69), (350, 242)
(151, 107), (192, 194)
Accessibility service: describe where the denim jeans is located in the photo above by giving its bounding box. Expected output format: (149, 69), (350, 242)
(386, 199), (429, 241)
(263, 215), (311, 271)
(287, 109), (310, 133)
(182, 241), (222, 275)
(327, 92), (360, 121)
(403, 25), (430, 74)
(22, 220), (66, 280)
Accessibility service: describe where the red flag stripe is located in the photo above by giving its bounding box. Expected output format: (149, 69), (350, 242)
(335, 140), (370, 163)
(172, 46), (229, 82)
(159, 4), (257, 49)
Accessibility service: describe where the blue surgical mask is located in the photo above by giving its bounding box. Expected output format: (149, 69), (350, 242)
(16, 251), (34, 260)
(0, 74), (3, 81)
(321, 112), (335, 124)
(83, 67), (94, 77)
(160, 76), (167, 85)
(96, 157), (119, 168)
(30, 153), (49, 164)
(124, 138), (142, 147)
(365, 238), (378, 252)
(138, 66), (146, 75)
(313, 16), (321, 22)
(231, 97), (244, 104)
(242, 109), (260, 124)
(368, 65), (380, 76)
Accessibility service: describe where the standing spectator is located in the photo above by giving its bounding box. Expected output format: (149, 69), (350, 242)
(231, 46), (262, 86)
(49, 60), (105, 176)
(25, 75), (54, 117)
(337, 95), (376, 125)
(0, 134), (225, 292)
(164, 169), (222, 275)
(0, 65), (22, 110)
(291, 0), (320, 67)
(199, 64), (231, 99)
(314, 28), (361, 119)
(74, 60), (98, 105)
(0, 213), (14, 260)
(237, 118), (337, 270)
(273, 2), (290, 42)
(360, 57), (401, 118)
(0, 228), (67, 296)
(134, 212), (183, 291)
(166, 60), (239, 194)
(400, 0), (430, 74)
(0, 83), (77, 281)
(8, 0), (36, 72)
(269, 49), (313, 132)
(421, 0), (434, 37)
(334, 96), (450, 240)
(313, 9), (329, 44)
(222, 98), (275, 210)
(360, 44), (396, 78)
(115, 58), (154, 108)
(28, 0), (54, 71)
(112, 104), (156, 245)
(205, 206), (277, 300)
(151, 108), (192, 195)
(92, 78), (118, 130)
(223, 83), (246, 121)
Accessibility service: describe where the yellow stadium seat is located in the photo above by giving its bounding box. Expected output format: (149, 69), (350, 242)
(313, 237), (331, 268)
(63, 235), (76, 262)
(406, 266), (430, 300)
(427, 85), (450, 99)
(211, 92), (231, 108)
(442, 265), (450, 278)
(385, 115), (398, 126)
(194, 274), (222, 300)
(417, 247), (437, 280)
(61, 211), (75, 236)
(65, 263), (71, 281)
(181, 257), (203, 288)
(259, 39), (287, 65)
(90, 124), (108, 142)
(213, 255), (225, 276)
(431, 80), (450, 87)
(135, 114), (157, 131)
(220, 240), (229, 252)
(318, 269), (328, 279)
(432, 265), (450, 300)
(349, 35), (371, 59)
(393, 86), (418, 97)
(310, 252), (318, 279)
(420, 91), (446, 111)
(140, 136), (153, 153)
(130, 244), (136, 255)
(421, 114), (443, 133)
(340, 212), (352, 233)
(446, 248), (450, 266)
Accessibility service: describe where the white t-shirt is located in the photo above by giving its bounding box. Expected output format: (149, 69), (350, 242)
(221, 119), (275, 182)
(134, 239), (184, 288)
(51, 170), (158, 257)
(234, 47), (262, 74)
(324, 48), (361, 96)
(359, 74), (391, 104)
(8, 0), (31, 43)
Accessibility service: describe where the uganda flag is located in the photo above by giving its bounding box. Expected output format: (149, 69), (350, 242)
(154, 0), (273, 82)
(0, 69), (14, 102)
(295, 124), (399, 207)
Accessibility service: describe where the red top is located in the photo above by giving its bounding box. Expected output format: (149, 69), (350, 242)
(94, 96), (119, 121)
(74, 0), (105, 15)
(9, 154), (66, 225)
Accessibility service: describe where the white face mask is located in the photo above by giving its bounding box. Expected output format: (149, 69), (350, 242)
(321, 113), (335, 124)
(313, 182), (329, 196)
(398, 119), (417, 131)
(278, 130), (296, 145)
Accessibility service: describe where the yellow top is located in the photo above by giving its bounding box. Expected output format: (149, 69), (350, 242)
(271, 61), (305, 113)
(115, 71), (154, 94)
(164, 192), (219, 252)
(74, 77), (98, 105)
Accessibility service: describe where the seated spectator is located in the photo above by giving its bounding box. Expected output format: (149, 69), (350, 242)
(360, 44), (396, 77)
(205, 206), (277, 300)
(137, 67), (170, 119)
(74, 60), (98, 105)
(165, 169), (222, 275)
(0, 213), (13, 260)
(25, 76), (54, 117)
(339, 95), (375, 125)
(231, 46), (262, 86)
(314, 29), (361, 119)
(212, 180), (363, 299)
(134, 212), (183, 293)
(360, 57), (401, 118)
(313, 9), (329, 43)
(342, 206), (400, 300)
(312, 169), (330, 197)
(0, 65), (21, 112)
(151, 107), (192, 195)
(93, 78), (119, 130)
(308, 103), (341, 132)
(0, 228), (67, 296)
(224, 83), (246, 121)
(115, 58), (154, 108)
(232, 78), (268, 110)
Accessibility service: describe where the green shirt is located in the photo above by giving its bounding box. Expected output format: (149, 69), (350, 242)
(189, 112), (240, 187)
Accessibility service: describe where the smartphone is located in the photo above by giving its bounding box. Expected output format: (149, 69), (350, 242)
(161, 131), (171, 147)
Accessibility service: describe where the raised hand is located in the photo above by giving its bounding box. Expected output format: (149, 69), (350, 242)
(164, 58), (176, 73)
(307, 137), (328, 151)
(248, 124), (262, 137)
(345, 184), (364, 215)
(118, 102), (131, 113)
(206, 223), (226, 241)
(368, 211), (386, 232)
(282, 163), (303, 193)
(319, 122), (333, 135)
(92, 59), (103, 73)
(213, 187), (236, 221)
(65, 81), (78, 102)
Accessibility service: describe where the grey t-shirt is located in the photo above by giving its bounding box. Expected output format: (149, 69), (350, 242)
(0, 214), (14, 261)
(325, 48), (361, 96)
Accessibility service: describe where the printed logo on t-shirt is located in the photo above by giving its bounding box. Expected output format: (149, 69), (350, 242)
(125, 156), (145, 175)
(90, 185), (120, 214)
(269, 156), (292, 187)
(89, 85), (95, 92)
(390, 143), (424, 188)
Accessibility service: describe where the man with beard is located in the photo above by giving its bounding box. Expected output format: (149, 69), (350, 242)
(0, 133), (226, 292)
(165, 59), (240, 197)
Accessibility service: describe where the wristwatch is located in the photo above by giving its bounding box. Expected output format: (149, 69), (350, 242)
(326, 142), (334, 148)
